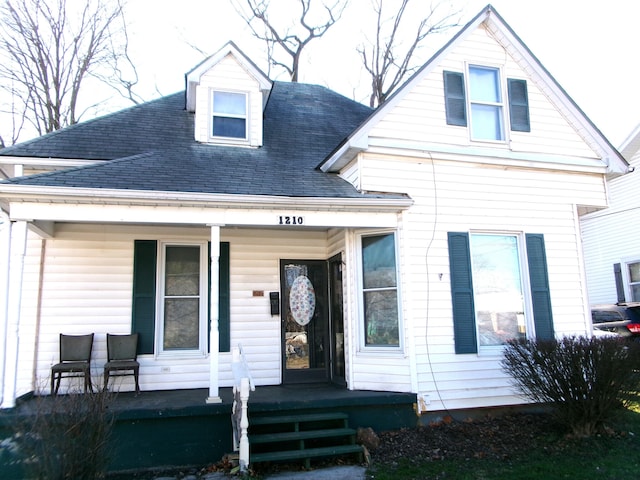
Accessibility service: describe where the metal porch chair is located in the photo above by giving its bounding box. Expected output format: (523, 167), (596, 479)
(103, 333), (140, 394)
(51, 333), (94, 395)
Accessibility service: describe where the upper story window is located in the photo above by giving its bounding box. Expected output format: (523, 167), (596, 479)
(444, 67), (530, 141)
(211, 91), (247, 139)
(469, 66), (504, 141)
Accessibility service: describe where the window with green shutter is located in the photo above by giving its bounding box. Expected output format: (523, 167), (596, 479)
(132, 240), (231, 355)
(448, 232), (553, 354)
(443, 69), (531, 138)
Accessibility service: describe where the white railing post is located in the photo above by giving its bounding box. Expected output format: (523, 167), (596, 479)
(239, 377), (250, 471)
(231, 344), (255, 472)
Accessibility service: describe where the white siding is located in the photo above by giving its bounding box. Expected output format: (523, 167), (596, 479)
(223, 228), (329, 386)
(358, 152), (605, 409)
(369, 26), (598, 160)
(194, 54), (263, 146)
(341, 160), (359, 189)
(581, 149), (640, 304)
(14, 224), (333, 396)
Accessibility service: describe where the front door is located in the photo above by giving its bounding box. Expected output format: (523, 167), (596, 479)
(281, 260), (329, 383)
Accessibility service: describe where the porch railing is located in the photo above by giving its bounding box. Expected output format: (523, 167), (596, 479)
(231, 344), (255, 471)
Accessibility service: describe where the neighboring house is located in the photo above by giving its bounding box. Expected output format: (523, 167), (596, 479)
(0, 4), (631, 413)
(581, 125), (640, 305)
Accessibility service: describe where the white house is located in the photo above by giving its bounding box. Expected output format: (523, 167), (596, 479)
(0, 5), (631, 414)
(580, 124), (639, 305)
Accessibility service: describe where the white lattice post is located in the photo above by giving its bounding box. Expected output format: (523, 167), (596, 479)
(239, 377), (250, 471)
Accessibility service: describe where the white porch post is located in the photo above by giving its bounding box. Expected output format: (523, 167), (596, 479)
(1, 220), (28, 409)
(206, 225), (222, 404)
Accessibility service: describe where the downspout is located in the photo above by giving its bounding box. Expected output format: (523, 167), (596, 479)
(31, 239), (47, 389)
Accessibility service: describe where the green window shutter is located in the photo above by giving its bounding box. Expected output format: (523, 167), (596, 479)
(447, 232), (478, 354)
(507, 79), (530, 132)
(218, 242), (231, 352)
(525, 234), (554, 340)
(132, 240), (157, 355)
(133, 240), (230, 355)
(613, 263), (626, 303)
(207, 242), (230, 353)
(443, 71), (467, 126)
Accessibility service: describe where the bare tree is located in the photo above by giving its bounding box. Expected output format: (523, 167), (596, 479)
(0, 0), (142, 144)
(360, 0), (461, 107)
(231, 0), (347, 82)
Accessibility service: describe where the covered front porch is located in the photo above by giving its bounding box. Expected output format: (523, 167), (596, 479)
(0, 193), (412, 409)
(0, 384), (417, 478)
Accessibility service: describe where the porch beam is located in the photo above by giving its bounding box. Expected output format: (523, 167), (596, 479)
(29, 220), (54, 239)
(206, 225), (223, 404)
(7, 202), (404, 229)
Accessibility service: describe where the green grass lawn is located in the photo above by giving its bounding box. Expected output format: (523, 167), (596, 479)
(367, 405), (640, 480)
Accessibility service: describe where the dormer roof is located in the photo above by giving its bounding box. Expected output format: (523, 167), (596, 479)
(185, 41), (272, 112)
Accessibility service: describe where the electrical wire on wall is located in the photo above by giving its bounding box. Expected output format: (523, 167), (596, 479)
(423, 152), (455, 419)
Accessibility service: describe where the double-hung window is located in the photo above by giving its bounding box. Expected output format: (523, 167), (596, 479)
(159, 243), (207, 353)
(360, 232), (401, 348)
(211, 91), (247, 139)
(469, 233), (526, 348)
(468, 66), (504, 141)
(131, 240), (231, 356)
(444, 67), (530, 140)
(448, 232), (553, 354)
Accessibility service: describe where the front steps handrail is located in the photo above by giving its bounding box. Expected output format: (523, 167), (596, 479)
(231, 344), (255, 471)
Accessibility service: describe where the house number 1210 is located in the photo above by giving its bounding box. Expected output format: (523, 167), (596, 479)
(278, 215), (304, 225)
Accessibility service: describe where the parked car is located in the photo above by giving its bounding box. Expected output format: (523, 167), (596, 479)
(591, 303), (640, 339)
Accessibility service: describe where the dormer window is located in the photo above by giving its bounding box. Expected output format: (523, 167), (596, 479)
(211, 91), (247, 139)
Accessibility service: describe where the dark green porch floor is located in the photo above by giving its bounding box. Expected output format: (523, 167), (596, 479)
(1, 385), (417, 476)
(81, 384), (417, 422)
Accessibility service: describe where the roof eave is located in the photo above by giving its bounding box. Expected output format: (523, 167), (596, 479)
(0, 184), (413, 211)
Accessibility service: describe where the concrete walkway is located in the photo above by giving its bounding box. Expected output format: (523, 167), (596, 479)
(153, 465), (367, 480)
(262, 465), (367, 479)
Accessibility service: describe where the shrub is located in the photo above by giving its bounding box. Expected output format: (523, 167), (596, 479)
(501, 335), (640, 437)
(10, 384), (116, 479)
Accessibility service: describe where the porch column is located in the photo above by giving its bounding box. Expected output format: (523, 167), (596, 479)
(206, 225), (223, 404)
(1, 220), (28, 409)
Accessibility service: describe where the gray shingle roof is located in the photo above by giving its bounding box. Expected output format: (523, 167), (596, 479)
(1, 82), (403, 199)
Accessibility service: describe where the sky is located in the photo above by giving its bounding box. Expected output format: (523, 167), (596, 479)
(10, 0), (640, 147)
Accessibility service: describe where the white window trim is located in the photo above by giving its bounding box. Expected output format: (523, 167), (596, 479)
(469, 231), (535, 355)
(209, 89), (249, 144)
(155, 241), (209, 359)
(622, 257), (640, 302)
(355, 229), (404, 353)
(465, 62), (511, 144)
